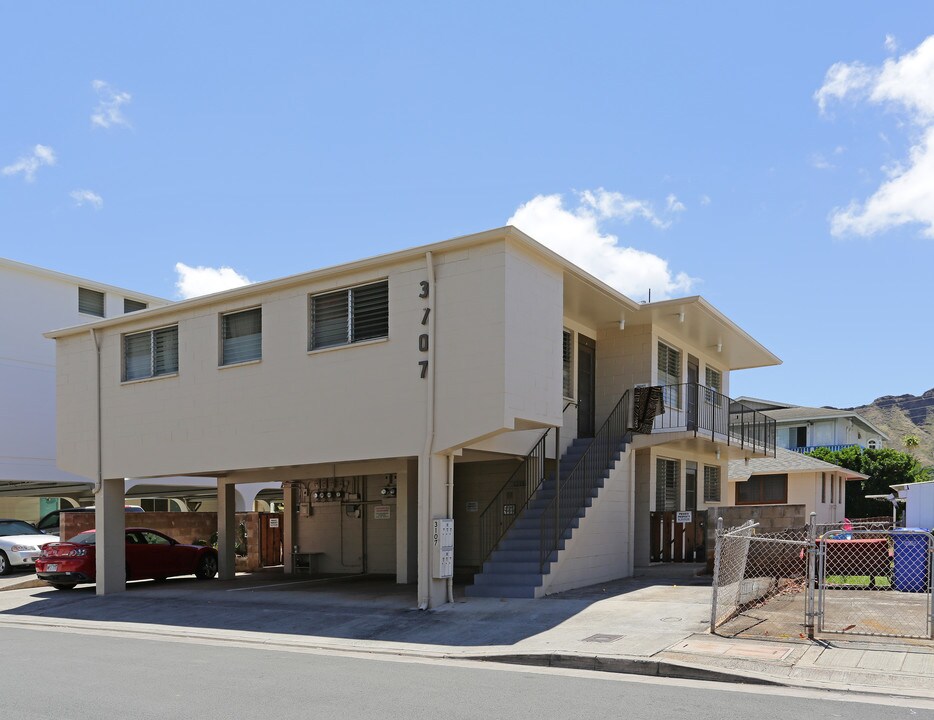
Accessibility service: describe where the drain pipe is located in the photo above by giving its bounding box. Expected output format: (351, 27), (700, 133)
(418, 251), (436, 610)
(446, 453), (454, 604)
(91, 328), (103, 495)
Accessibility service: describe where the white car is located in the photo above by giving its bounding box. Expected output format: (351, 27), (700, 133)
(0, 519), (60, 575)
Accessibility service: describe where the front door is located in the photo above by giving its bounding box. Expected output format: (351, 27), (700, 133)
(687, 357), (699, 429)
(577, 335), (596, 437)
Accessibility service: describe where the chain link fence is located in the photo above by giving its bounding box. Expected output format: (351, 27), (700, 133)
(710, 519), (810, 638)
(711, 516), (934, 641)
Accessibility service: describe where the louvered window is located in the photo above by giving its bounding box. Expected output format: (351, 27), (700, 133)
(657, 341), (681, 407)
(703, 465), (721, 503)
(310, 280), (388, 350)
(562, 329), (573, 398)
(705, 366), (722, 406)
(655, 458), (680, 512)
(124, 298), (147, 313)
(78, 287), (105, 317)
(222, 308), (262, 365)
(124, 326), (178, 381)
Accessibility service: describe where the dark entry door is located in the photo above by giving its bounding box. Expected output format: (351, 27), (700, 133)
(687, 356), (699, 429)
(577, 335), (596, 438)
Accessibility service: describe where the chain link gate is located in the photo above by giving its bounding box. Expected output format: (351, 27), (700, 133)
(816, 527), (934, 639)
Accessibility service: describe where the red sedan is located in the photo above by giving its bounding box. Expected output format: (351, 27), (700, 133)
(36, 528), (219, 590)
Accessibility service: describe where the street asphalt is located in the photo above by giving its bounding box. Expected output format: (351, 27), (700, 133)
(0, 564), (931, 701)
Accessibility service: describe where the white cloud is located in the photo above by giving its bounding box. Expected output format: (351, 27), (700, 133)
(2, 144), (56, 182)
(70, 189), (103, 209)
(816, 35), (934, 237)
(810, 152), (833, 170)
(666, 194), (686, 213)
(885, 34), (898, 53)
(699, 194), (711, 206)
(507, 190), (694, 301)
(174, 263), (252, 299)
(91, 79), (132, 129)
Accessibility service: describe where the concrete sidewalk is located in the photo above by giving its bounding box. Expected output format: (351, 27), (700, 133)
(0, 566), (930, 699)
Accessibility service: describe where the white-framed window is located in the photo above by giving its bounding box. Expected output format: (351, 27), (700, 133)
(655, 457), (680, 512)
(703, 465), (721, 503)
(124, 298), (147, 313)
(562, 329), (573, 398)
(123, 325), (178, 381)
(867, 439), (878, 450)
(221, 307), (262, 365)
(309, 280), (389, 350)
(705, 366), (722, 406)
(657, 341), (681, 407)
(78, 287), (105, 317)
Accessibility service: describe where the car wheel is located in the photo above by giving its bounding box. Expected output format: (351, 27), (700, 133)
(195, 553), (218, 580)
(49, 582), (76, 591)
(0, 551), (9, 576)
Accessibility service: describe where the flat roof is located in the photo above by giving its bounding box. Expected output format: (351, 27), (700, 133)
(43, 226), (780, 371)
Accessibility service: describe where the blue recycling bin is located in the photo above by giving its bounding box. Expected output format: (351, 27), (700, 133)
(891, 528), (931, 593)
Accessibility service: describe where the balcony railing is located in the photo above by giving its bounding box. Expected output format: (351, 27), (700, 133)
(650, 383), (776, 456)
(791, 444), (857, 454)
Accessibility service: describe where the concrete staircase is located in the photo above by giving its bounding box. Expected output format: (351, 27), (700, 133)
(466, 437), (625, 598)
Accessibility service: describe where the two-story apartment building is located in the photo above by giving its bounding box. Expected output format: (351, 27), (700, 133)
(46, 227), (780, 605)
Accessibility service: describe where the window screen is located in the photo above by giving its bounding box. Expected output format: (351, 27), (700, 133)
(78, 287), (105, 317)
(703, 465), (721, 503)
(562, 330), (573, 398)
(124, 298), (147, 313)
(222, 308), (262, 365)
(310, 280), (388, 350)
(655, 458), (680, 512)
(124, 326), (178, 381)
(658, 342), (681, 407)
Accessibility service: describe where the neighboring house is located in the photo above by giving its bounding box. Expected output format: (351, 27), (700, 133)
(891, 480), (934, 529)
(0, 257), (277, 523)
(47, 226), (781, 604)
(726, 448), (867, 525)
(731, 397), (888, 454)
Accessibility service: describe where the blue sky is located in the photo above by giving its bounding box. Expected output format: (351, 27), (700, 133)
(2, 3), (933, 409)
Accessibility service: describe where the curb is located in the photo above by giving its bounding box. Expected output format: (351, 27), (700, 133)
(475, 652), (783, 686)
(0, 578), (48, 592)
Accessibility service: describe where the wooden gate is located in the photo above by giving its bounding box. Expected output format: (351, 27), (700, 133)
(650, 511), (707, 562)
(259, 513), (284, 567)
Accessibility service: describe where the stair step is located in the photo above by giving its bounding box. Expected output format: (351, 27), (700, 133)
(480, 561), (541, 574)
(465, 584), (538, 599)
(472, 572), (543, 587)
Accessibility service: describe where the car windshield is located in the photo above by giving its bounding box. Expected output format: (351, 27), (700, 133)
(0, 521), (41, 537)
(67, 532), (97, 545)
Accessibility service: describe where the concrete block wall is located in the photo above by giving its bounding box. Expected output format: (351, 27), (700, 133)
(704, 504), (807, 568)
(595, 324), (652, 427)
(60, 511), (266, 571)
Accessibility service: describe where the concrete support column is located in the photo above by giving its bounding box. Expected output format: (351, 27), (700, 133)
(282, 482), (295, 573)
(95, 477), (126, 595)
(395, 460), (419, 584)
(217, 478), (236, 580)
(417, 453), (451, 609)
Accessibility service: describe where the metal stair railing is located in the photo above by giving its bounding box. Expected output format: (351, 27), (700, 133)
(476, 428), (551, 569)
(539, 390), (632, 572)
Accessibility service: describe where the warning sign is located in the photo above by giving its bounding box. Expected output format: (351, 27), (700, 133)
(374, 505), (391, 520)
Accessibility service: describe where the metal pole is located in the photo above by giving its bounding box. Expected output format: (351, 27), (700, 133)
(710, 516), (724, 633)
(806, 512), (817, 640)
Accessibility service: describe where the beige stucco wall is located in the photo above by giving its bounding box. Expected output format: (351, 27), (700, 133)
(55, 239), (565, 480)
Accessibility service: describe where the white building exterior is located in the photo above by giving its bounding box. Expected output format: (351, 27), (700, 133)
(893, 480), (934, 530)
(47, 227), (781, 604)
(0, 258), (169, 521)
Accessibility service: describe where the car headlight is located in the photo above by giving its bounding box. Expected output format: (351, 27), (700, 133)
(68, 548), (88, 557)
(10, 545), (38, 553)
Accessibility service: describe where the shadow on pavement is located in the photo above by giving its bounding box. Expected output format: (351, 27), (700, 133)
(0, 565), (712, 648)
